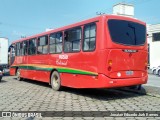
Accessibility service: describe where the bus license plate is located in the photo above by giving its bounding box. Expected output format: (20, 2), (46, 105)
(126, 71), (133, 75)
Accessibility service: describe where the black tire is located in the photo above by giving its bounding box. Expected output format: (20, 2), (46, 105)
(0, 77), (2, 82)
(16, 69), (22, 81)
(51, 71), (62, 91)
(130, 85), (142, 90)
(130, 85), (138, 89)
(153, 69), (156, 75)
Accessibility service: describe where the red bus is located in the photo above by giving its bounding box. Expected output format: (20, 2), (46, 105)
(9, 15), (148, 91)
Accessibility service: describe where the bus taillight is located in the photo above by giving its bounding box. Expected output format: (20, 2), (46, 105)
(108, 66), (112, 71)
(108, 60), (112, 66)
(108, 60), (112, 71)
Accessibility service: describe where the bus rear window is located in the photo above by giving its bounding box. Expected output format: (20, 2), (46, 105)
(108, 19), (146, 46)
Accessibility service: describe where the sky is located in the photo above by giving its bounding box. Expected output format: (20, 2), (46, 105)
(0, 0), (159, 44)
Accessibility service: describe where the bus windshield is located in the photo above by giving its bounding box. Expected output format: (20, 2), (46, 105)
(108, 19), (146, 46)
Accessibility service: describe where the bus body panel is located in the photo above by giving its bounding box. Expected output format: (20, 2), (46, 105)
(9, 15), (148, 89)
(60, 73), (97, 88)
(98, 74), (147, 88)
(20, 69), (50, 83)
(10, 68), (16, 76)
(106, 49), (147, 78)
(60, 73), (147, 88)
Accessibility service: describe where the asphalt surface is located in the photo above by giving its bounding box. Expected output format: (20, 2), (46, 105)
(0, 75), (160, 120)
(146, 74), (160, 87)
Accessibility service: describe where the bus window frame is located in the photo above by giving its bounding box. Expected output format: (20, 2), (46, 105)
(107, 19), (146, 46)
(63, 26), (82, 53)
(16, 42), (21, 56)
(49, 32), (63, 54)
(28, 38), (37, 56)
(37, 35), (49, 55)
(22, 40), (28, 56)
(82, 22), (97, 52)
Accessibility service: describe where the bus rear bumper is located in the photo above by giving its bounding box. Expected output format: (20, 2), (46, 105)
(98, 74), (148, 88)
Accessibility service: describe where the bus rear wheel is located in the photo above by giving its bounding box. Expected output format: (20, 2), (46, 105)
(130, 85), (142, 90)
(51, 71), (62, 91)
(16, 69), (22, 81)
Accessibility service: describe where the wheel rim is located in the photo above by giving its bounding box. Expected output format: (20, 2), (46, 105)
(17, 70), (20, 80)
(53, 75), (59, 88)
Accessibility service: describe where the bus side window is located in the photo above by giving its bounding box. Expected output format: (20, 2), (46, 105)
(23, 41), (28, 55)
(64, 31), (72, 52)
(20, 42), (23, 56)
(83, 23), (96, 51)
(28, 38), (37, 55)
(16, 43), (20, 56)
(49, 32), (62, 54)
(56, 33), (62, 53)
(64, 27), (81, 53)
(37, 36), (48, 54)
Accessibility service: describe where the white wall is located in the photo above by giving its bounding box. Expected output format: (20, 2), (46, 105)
(0, 38), (8, 64)
(149, 42), (160, 68)
(147, 24), (160, 68)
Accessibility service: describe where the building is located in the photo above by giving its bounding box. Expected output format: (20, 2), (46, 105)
(113, 3), (134, 17)
(147, 24), (160, 68)
(0, 38), (9, 68)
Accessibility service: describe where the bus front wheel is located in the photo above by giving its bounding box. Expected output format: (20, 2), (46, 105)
(51, 71), (62, 91)
(16, 69), (22, 81)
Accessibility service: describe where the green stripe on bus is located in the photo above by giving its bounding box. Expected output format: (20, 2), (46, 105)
(11, 65), (52, 71)
(11, 65), (98, 76)
(57, 68), (97, 75)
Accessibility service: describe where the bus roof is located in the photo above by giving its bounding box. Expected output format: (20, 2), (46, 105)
(12, 14), (145, 44)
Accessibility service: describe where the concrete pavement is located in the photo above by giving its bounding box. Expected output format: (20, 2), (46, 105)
(0, 76), (160, 120)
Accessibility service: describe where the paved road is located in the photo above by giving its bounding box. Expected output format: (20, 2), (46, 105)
(0, 76), (160, 120)
(146, 74), (160, 87)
